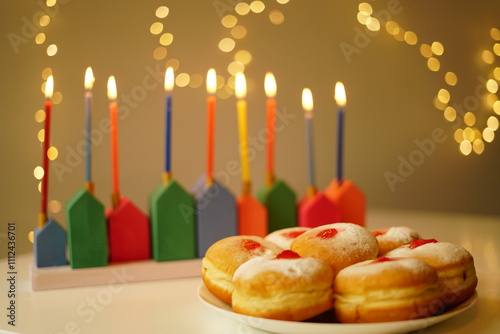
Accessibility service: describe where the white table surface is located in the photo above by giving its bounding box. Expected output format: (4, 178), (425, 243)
(1, 209), (499, 334)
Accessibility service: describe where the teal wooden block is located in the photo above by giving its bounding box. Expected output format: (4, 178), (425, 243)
(150, 180), (196, 261)
(195, 181), (237, 258)
(66, 188), (108, 269)
(34, 217), (67, 268)
(257, 179), (297, 233)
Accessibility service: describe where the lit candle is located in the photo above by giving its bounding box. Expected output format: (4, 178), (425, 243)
(235, 72), (251, 194)
(264, 72), (276, 187)
(164, 67), (174, 185)
(39, 75), (53, 228)
(302, 88), (316, 200)
(334, 82), (346, 183)
(206, 68), (217, 186)
(84, 67), (95, 193)
(107, 76), (120, 208)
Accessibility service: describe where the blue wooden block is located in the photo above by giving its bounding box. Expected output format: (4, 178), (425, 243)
(195, 180), (237, 258)
(34, 217), (67, 268)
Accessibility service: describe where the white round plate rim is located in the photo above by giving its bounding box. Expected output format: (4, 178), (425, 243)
(197, 284), (477, 334)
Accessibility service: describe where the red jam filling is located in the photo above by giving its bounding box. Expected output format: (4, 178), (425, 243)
(372, 230), (387, 237)
(282, 230), (307, 239)
(241, 239), (261, 250)
(372, 257), (393, 263)
(275, 250), (301, 260)
(317, 228), (338, 239)
(409, 239), (438, 249)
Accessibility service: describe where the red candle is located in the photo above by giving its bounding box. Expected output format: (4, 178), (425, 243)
(264, 72), (277, 187)
(206, 68), (217, 186)
(39, 75), (53, 227)
(107, 76), (120, 207)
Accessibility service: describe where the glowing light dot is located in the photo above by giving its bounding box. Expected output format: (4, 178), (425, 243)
(150, 22), (163, 35)
(47, 44), (58, 56)
(420, 44), (433, 58)
(39, 15), (50, 27)
(366, 17), (380, 32)
(159, 33), (173, 46)
(175, 73), (190, 87)
(156, 6), (169, 18)
(487, 93), (498, 107)
(486, 79), (498, 94)
(431, 41), (444, 55)
(482, 50), (494, 64)
(38, 129), (45, 142)
(35, 33), (46, 44)
(234, 50), (252, 65)
(491, 27), (500, 41)
(494, 43), (500, 56)
(483, 128), (495, 142)
(276, 0), (289, 4)
(494, 100), (500, 115)
(153, 46), (167, 60)
(188, 74), (203, 89)
(394, 28), (405, 42)
(437, 88), (450, 104)
(269, 10), (285, 25)
(231, 25), (247, 39)
(221, 15), (237, 28)
(52, 91), (63, 105)
(358, 2), (373, 15)
(35, 109), (45, 123)
(433, 96), (447, 111)
(49, 200), (62, 213)
(454, 129), (464, 143)
(404, 31), (418, 45)
(42, 67), (52, 80)
(235, 2), (251, 15)
(47, 146), (58, 160)
(464, 112), (476, 126)
(487, 116), (499, 130)
(28, 231), (34, 244)
(166, 58), (180, 71)
(459, 140), (472, 155)
(34, 166), (44, 180)
(463, 127), (475, 141)
(250, 1), (265, 13)
(473, 139), (484, 154)
(494, 67), (500, 81)
(385, 21), (399, 35)
(219, 38), (236, 52)
(445, 72), (458, 86)
(228, 61), (245, 76)
(427, 57), (440, 71)
(444, 106), (456, 122)
(357, 12), (370, 25)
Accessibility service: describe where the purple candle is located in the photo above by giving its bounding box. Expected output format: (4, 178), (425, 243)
(334, 82), (347, 183)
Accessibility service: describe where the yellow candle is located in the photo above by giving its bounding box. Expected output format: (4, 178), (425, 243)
(235, 72), (251, 189)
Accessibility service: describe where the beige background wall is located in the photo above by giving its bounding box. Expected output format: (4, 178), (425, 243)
(1, 0), (499, 256)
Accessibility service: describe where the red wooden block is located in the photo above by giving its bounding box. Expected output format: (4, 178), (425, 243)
(106, 196), (151, 262)
(237, 194), (268, 237)
(325, 179), (366, 226)
(297, 191), (341, 228)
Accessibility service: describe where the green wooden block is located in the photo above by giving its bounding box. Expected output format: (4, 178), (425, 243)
(150, 180), (196, 261)
(257, 179), (297, 233)
(66, 188), (108, 269)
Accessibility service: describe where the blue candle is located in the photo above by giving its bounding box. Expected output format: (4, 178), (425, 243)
(164, 68), (174, 179)
(334, 82), (347, 183)
(302, 88), (315, 191)
(84, 67), (94, 186)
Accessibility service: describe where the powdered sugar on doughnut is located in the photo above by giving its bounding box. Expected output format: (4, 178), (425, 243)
(234, 256), (327, 280)
(377, 226), (419, 243)
(385, 241), (473, 267)
(340, 257), (435, 277)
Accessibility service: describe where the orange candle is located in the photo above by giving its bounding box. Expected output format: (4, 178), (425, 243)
(206, 69), (217, 186)
(264, 72), (277, 187)
(107, 76), (120, 207)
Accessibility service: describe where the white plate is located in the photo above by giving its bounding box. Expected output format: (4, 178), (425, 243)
(197, 285), (477, 334)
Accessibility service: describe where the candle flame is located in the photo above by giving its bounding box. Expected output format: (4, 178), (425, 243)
(302, 88), (313, 115)
(264, 72), (276, 98)
(334, 81), (346, 107)
(107, 76), (117, 101)
(84, 67), (95, 90)
(206, 68), (217, 95)
(235, 72), (246, 99)
(164, 67), (174, 92)
(45, 75), (54, 99)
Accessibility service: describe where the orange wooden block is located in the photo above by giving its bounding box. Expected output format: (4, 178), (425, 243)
(325, 179), (366, 226)
(297, 191), (341, 228)
(237, 194), (268, 237)
(106, 196), (151, 262)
